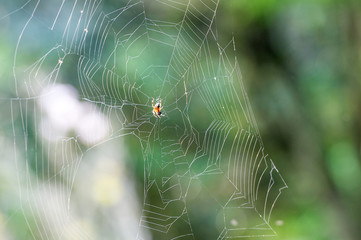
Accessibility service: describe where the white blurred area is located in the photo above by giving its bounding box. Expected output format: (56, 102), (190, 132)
(27, 150), (151, 240)
(39, 84), (109, 146)
(76, 148), (151, 240)
(68, 140), (151, 240)
(23, 83), (152, 239)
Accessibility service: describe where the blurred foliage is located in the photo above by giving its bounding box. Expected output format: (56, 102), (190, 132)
(218, 0), (361, 239)
(0, 0), (361, 239)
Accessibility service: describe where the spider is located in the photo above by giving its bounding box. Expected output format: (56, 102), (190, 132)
(152, 98), (163, 118)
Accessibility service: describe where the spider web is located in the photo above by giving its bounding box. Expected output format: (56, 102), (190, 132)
(3, 0), (287, 239)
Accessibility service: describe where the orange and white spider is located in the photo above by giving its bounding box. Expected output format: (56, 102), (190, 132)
(152, 98), (163, 118)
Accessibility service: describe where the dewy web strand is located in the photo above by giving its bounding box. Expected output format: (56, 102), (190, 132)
(8, 0), (287, 239)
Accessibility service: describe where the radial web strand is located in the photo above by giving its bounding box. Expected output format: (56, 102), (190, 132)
(5, 0), (287, 239)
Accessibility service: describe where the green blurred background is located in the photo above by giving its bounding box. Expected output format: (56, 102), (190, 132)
(0, 0), (361, 239)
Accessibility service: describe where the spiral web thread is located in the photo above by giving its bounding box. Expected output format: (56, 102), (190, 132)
(5, 0), (287, 239)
